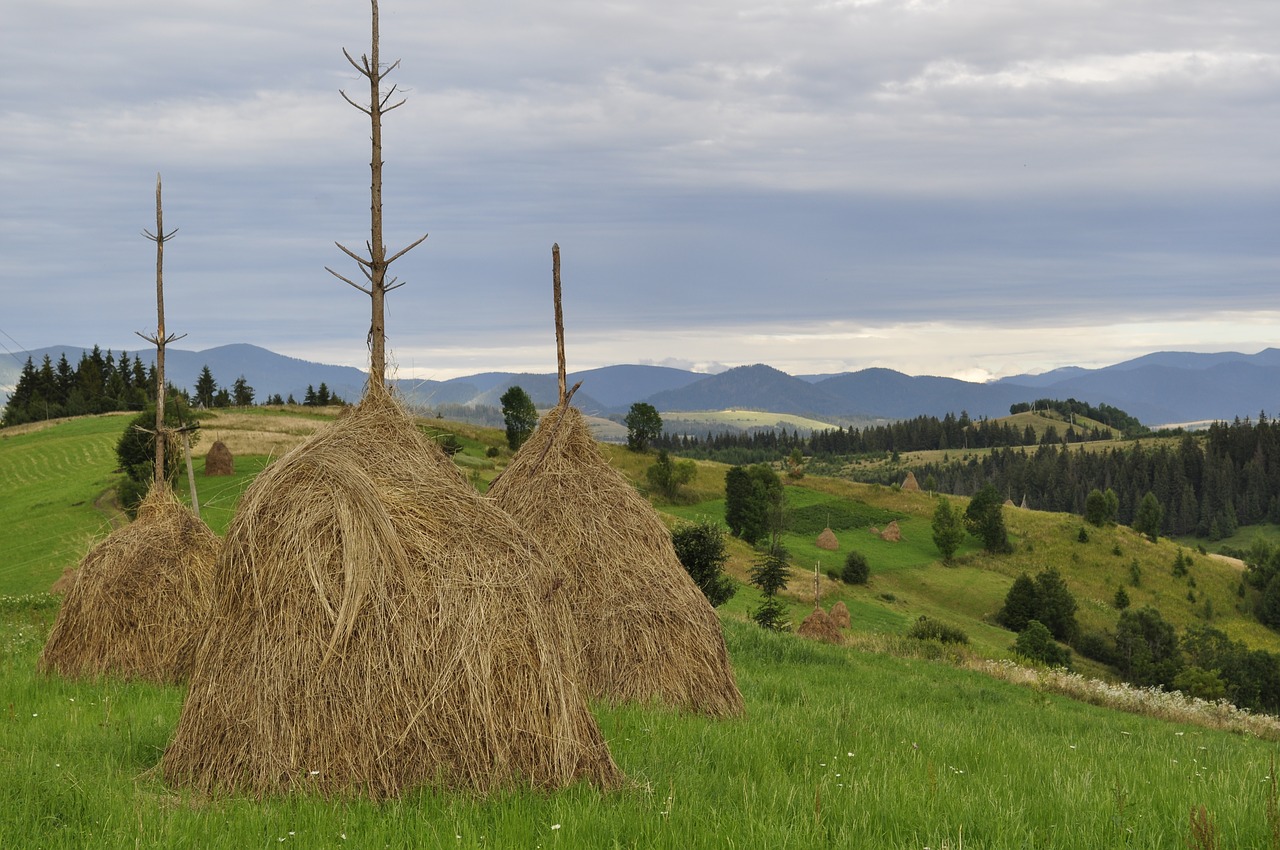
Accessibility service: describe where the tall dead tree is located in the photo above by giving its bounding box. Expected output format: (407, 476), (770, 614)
(137, 174), (184, 487)
(326, 0), (427, 387)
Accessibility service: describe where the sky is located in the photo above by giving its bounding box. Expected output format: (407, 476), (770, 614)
(2, 0), (1278, 382)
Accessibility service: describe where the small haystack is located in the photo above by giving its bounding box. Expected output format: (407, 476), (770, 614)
(50, 567), (77, 595)
(38, 485), (218, 683)
(797, 606), (843, 645)
(879, 520), (902, 542)
(1003, 498), (1016, 507)
(205, 440), (234, 476)
(488, 404), (744, 717)
(829, 600), (851, 629)
(162, 385), (620, 798)
(815, 527), (839, 551)
(902, 471), (920, 491)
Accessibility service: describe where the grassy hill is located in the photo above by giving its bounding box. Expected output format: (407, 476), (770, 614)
(5, 408), (1280, 846)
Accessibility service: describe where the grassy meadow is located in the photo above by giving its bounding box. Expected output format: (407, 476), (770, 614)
(6, 408), (1280, 847)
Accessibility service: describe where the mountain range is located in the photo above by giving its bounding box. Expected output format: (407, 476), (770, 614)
(5, 343), (1280, 428)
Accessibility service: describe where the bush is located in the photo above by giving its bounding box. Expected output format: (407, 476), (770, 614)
(671, 520), (736, 607)
(1072, 630), (1117, 666)
(841, 550), (870, 585)
(1014, 620), (1071, 667)
(485, 446), (499, 458)
(908, 615), (968, 645)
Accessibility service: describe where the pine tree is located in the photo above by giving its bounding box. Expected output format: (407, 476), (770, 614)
(931, 497), (966, 562)
(749, 542), (792, 631)
(194, 365), (218, 408)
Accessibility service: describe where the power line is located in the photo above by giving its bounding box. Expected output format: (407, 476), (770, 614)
(0, 326), (30, 366)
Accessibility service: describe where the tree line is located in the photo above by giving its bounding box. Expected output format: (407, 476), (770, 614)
(3, 347), (156, 426)
(857, 417), (1280, 541)
(654, 409), (1117, 464)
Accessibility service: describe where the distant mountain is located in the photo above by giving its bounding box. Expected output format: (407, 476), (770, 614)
(8, 343), (1280, 428)
(645, 365), (846, 417)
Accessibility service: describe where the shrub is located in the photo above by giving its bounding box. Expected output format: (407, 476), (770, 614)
(1014, 620), (1071, 668)
(671, 520), (736, 608)
(485, 446), (499, 458)
(908, 615), (969, 645)
(841, 550), (870, 585)
(1072, 630), (1117, 666)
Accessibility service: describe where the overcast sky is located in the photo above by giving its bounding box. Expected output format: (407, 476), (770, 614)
(2, 0), (1277, 382)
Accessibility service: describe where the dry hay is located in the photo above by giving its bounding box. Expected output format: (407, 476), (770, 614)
(1003, 498), (1016, 507)
(162, 384), (621, 798)
(204, 440), (234, 476)
(828, 600), (851, 629)
(487, 404), (744, 718)
(815, 527), (839, 551)
(38, 485), (218, 684)
(797, 606), (843, 645)
(879, 520), (902, 542)
(50, 567), (77, 595)
(901, 470), (920, 491)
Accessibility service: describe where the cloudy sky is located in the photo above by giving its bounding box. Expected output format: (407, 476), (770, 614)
(2, 0), (1277, 382)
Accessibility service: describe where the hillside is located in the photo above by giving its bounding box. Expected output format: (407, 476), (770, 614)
(4, 409), (1280, 846)
(10, 344), (1280, 425)
(8, 408), (1279, 668)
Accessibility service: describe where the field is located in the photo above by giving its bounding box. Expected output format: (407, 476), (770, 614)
(6, 408), (1280, 847)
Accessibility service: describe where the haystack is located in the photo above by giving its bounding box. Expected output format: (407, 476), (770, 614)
(50, 567), (77, 595)
(902, 471), (920, 491)
(1003, 498), (1016, 507)
(829, 600), (851, 629)
(879, 520), (902, 542)
(815, 527), (839, 551)
(38, 485), (218, 683)
(205, 440), (234, 476)
(162, 384), (620, 798)
(487, 404), (744, 717)
(797, 606), (843, 645)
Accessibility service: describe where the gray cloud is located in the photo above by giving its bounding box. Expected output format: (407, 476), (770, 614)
(2, 0), (1277, 381)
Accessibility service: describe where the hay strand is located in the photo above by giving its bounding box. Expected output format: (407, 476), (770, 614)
(38, 485), (218, 683)
(162, 384), (620, 798)
(488, 404), (744, 717)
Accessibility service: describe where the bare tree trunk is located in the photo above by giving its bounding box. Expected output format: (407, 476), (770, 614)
(327, 0), (427, 389)
(138, 174), (184, 488)
(182, 430), (200, 519)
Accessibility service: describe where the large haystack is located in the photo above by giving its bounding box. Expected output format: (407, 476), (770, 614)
(829, 600), (851, 629)
(205, 440), (234, 476)
(815, 527), (839, 551)
(797, 607), (843, 645)
(162, 385), (620, 798)
(38, 485), (218, 683)
(487, 404), (744, 717)
(902, 471), (920, 491)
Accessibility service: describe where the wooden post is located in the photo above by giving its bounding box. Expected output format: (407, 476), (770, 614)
(326, 0), (428, 388)
(137, 174), (185, 488)
(182, 430), (200, 519)
(553, 243), (566, 404)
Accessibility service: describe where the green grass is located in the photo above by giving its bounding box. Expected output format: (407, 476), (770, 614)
(0, 416), (131, 594)
(2, 606), (1278, 848)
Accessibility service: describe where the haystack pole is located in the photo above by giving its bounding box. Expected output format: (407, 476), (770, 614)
(324, 0), (427, 387)
(488, 245), (744, 717)
(38, 175), (218, 683)
(163, 1), (621, 798)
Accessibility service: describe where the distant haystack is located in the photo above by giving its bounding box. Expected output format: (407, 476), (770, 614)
(488, 404), (744, 717)
(797, 607), (843, 645)
(829, 600), (851, 629)
(902, 471), (920, 492)
(38, 485), (218, 683)
(50, 567), (77, 595)
(204, 440), (234, 476)
(815, 527), (839, 551)
(879, 521), (902, 542)
(1003, 498), (1016, 507)
(163, 385), (620, 798)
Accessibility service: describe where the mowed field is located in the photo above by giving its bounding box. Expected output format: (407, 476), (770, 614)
(6, 409), (1280, 847)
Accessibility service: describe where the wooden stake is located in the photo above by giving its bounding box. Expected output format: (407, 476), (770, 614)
(327, 0), (428, 388)
(137, 174), (185, 488)
(182, 431), (200, 519)
(553, 243), (566, 404)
